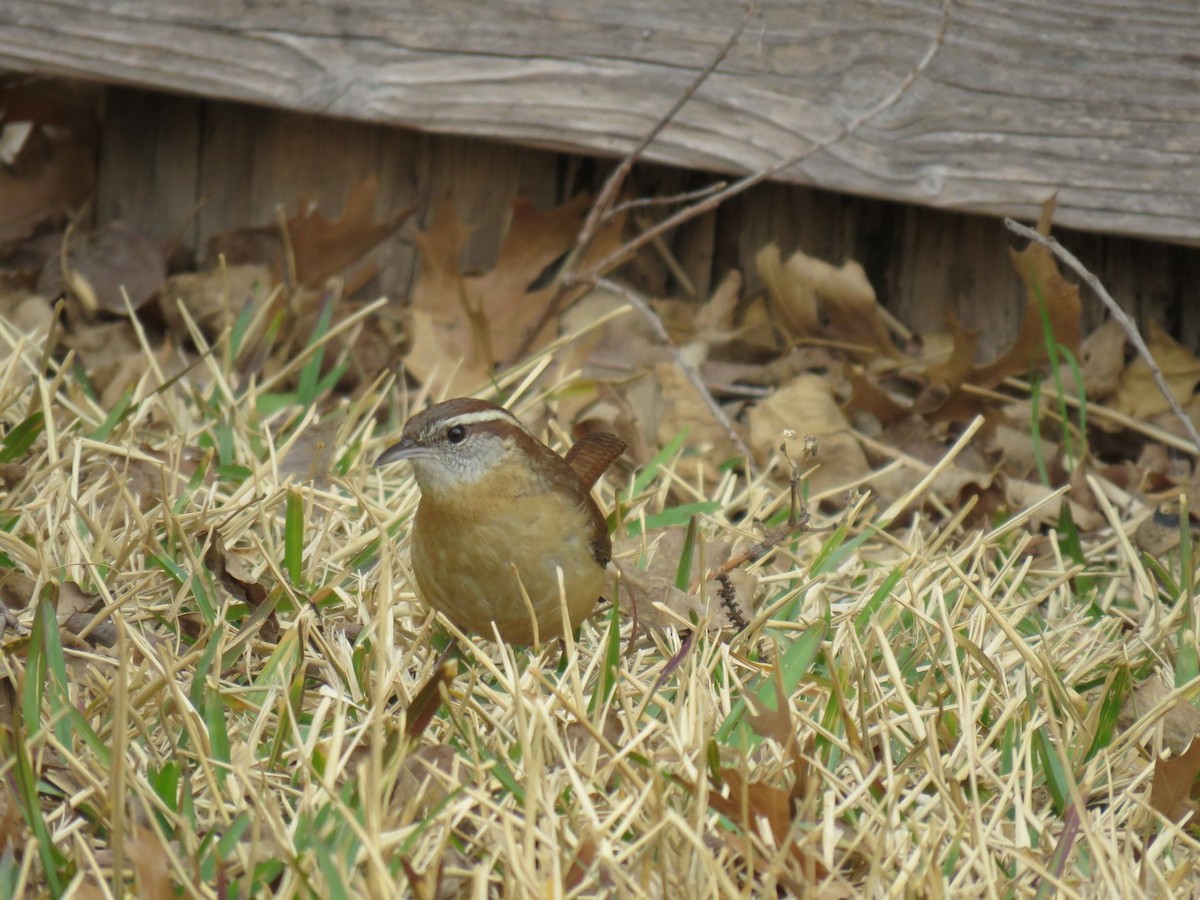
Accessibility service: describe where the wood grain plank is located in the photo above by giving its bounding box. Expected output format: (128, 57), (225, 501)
(3, 1), (1199, 243)
(96, 88), (201, 253)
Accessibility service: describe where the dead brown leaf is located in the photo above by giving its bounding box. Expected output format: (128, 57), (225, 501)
(276, 415), (342, 488)
(757, 243), (900, 360)
(608, 529), (757, 635)
(54, 580), (101, 622)
(654, 270), (745, 361)
(0, 142), (95, 245)
(1118, 676), (1200, 757)
(159, 264), (273, 342)
(675, 762), (829, 884)
(126, 825), (174, 900)
(747, 374), (870, 497)
(1151, 738), (1200, 824)
(893, 199), (1084, 427)
(692, 269), (742, 341)
(0, 780), (24, 853)
(912, 315), (985, 419)
(395, 744), (461, 816)
(610, 548), (713, 634)
(405, 194), (624, 394)
(973, 197), (1082, 388)
(288, 176), (412, 289)
(712, 767), (794, 847)
(654, 363), (739, 482)
(845, 367), (909, 426)
(0, 567), (36, 611)
(202, 531), (269, 610)
(116, 447), (207, 513)
(37, 222), (167, 314)
(1111, 320), (1200, 421)
(1134, 507), (1183, 557)
(205, 176), (411, 290)
(1078, 317), (1126, 401)
(1002, 477), (1104, 533)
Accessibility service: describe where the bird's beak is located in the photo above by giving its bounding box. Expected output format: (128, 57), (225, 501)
(374, 437), (434, 468)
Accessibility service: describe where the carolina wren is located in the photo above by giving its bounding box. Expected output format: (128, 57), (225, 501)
(375, 398), (627, 645)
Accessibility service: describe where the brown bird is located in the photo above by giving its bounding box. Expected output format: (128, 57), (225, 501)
(375, 398), (627, 645)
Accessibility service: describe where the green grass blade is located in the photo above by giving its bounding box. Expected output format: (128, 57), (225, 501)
(2, 723), (69, 895)
(297, 292), (338, 408)
(674, 516), (698, 591)
(1084, 665), (1130, 761)
(854, 567), (904, 635)
(89, 387), (135, 442)
(1033, 725), (1069, 816)
(1, 412), (44, 462)
(1029, 376), (1050, 487)
(285, 488), (305, 586)
(38, 596), (79, 751)
(203, 687), (232, 766)
(589, 599), (622, 714)
(716, 620), (827, 745)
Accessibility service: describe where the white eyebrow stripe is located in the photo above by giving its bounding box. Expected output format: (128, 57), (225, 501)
(442, 408), (531, 435)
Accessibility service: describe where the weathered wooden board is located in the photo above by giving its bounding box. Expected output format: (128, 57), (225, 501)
(92, 89), (1200, 357)
(3, 1), (1199, 244)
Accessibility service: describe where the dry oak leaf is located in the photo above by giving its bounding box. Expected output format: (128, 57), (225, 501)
(845, 367), (908, 426)
(0, 142), (95, 245)
(1117, 675), (1200, 757)
(905, 198), (1083, 423)
(405, 193), (624, 395)
(652, 271), (745, 369)
(653, 362), (739, 482)
(1152, 740), (1200, 824)
(205, 175), (411, 290)
(756, 243), (901, 361)
(607, 529), (757, 635)
(748, 374), (870, 497)
(0, 779), (22, 855)
(287, 175), (412, 289)
(127, 825), (174, 900)
(37, 221), (167, 314)
(1002, 477), (1104, 533)
(911, 314), (984, 420)
(865, 414), (1000, 518)
(1111, 319), (1200, 421)
(973, 196), (1082, 388)
(160, 264), (272, 343)
(1078, 317), (1127, 402)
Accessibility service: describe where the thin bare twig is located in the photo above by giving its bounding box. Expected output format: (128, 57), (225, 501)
(512, 5), (753, 359)
(1004, 217), (1200, 454)
(574, 0), (952, 285)
(596, 277), (752, 464)
(519, 0), (953, 356)
(607, 180), (728, 219)
(635, 211), (698, 297)
(575, 5), (755, 253)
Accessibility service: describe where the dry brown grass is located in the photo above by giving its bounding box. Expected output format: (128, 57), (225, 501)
(0, 304), (1198, 898)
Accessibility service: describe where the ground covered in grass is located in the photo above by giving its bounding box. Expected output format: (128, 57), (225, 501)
(2, 289), (1200, 899)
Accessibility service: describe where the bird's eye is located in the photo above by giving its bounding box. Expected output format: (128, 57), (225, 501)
(446, 424), (467, 444)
